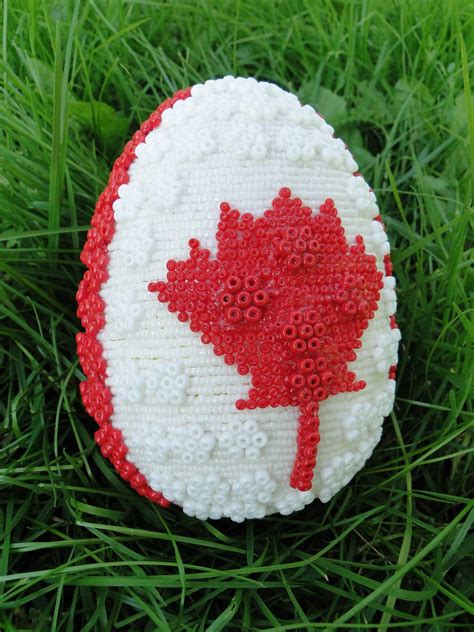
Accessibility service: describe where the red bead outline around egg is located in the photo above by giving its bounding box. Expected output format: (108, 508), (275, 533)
(76, 86), (398, 507)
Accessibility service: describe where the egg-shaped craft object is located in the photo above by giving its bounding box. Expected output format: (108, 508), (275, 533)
(76, 77), (400, 521)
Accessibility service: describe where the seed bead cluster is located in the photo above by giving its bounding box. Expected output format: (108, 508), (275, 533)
(76, 87), (192, 507)
(105, 288), (144, 335)
(149, 187), (384, 492)
(146, 467), (283, 522)
(128, 417), (269, 470)
(146, 360), (189, 405)
(153, 423), (217, 465)
(217, 419), (268, 460)
(105, 358), (189, 406)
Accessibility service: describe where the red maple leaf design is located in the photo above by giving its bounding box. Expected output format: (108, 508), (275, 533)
(149, 188), (383, 491)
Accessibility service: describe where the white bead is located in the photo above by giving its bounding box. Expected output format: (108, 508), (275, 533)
(243, 420), (258, 434)
(218, 432), (233, 449)
(252, 431), (268, 448)
(250, 143), (266, 159)
(174, 374), (188, 388)
(195, 450), (209, 463)
(227, 446), (244, 459)
(199, 434), (215, 451)
(183, 437), (195, 452)
(189, 424), (203, 439)
(229, 420), (243, 434)
(255, 470), (271, 486)
(245, 446), (260, 460)
(236, 433), (251, 449)
(170, 439), (181, 454)
(166, 362), (180, 376)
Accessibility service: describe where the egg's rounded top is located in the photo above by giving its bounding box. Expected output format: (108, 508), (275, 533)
(77, 77), (399, 521)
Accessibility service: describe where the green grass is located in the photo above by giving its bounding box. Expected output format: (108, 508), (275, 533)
(1, 0), (473, 630)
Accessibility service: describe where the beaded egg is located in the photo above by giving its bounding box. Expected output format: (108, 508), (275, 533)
(76, 77), (400, 521)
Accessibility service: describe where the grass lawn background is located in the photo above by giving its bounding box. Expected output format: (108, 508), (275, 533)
(1, 0), (473, 630)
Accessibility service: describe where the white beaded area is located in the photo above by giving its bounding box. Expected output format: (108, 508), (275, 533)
(99, 77), (399, 521)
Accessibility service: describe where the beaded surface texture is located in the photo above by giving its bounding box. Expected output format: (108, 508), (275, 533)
(77, 77), (399, 521)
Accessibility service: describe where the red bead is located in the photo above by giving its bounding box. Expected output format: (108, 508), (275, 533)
(290, 311), (304, 325)
(291, 338), (307, 354)
(305, 310), (318, 324)
(298, 324), (313, 339)
(236, 291), (252, 307)
(290, 373), (305, 388)
(287, 254), (302, 269)
(282, 324), (298, 340)
(307, 239), (319, 253)
(314, 387), (326, 400)
(298, 358), (315, 373)
(244, 306), (262, 323)
(300, 226), (312, 240)
(315, 357), (327, 371)
(225, 275), (242, 293)
(277, 240), (292, 255)
(313, 323), (326, 337)
(225, 306), (243, 323)
(298, 387), (312, 402)
(307, 374), (321, 388)
(285, 227), (298, 240)
(322, 371), (334, 385)
(295, 238), (307, 253)
(303, 253), (316, 268)
(244, 275), (260, 291)
(219, 292), (234, 308)
(253, 290), (269, 307)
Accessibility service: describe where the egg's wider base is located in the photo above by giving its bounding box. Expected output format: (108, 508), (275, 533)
(76, 77), (400, 521)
